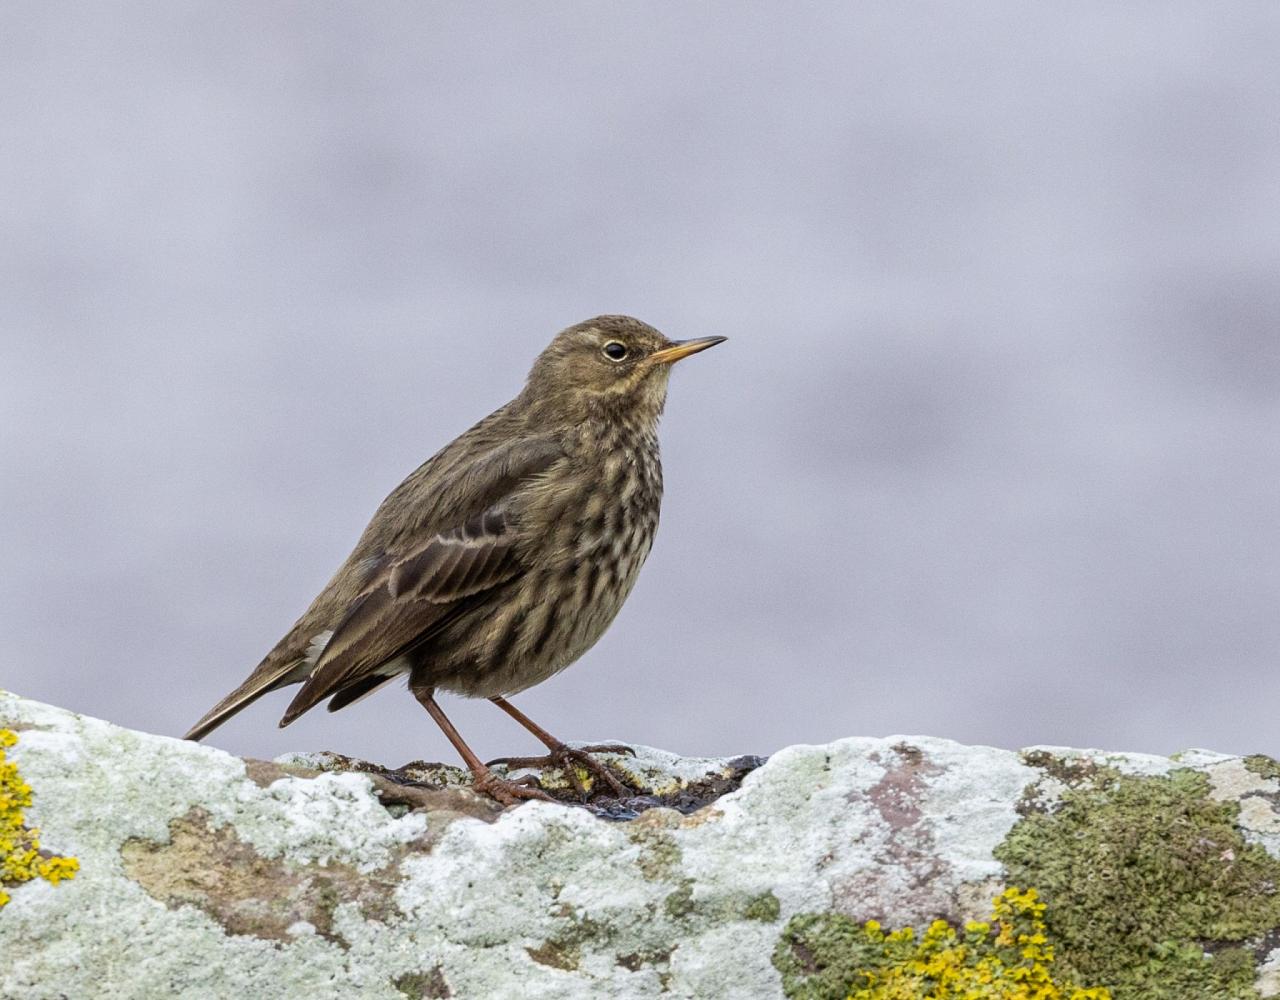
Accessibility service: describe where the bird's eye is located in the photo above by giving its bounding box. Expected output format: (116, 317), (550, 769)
(602, 342), (628, 362)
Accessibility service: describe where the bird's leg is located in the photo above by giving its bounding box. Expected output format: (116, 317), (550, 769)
(410, 683), (553, 806)
(484, 696), (635, 798)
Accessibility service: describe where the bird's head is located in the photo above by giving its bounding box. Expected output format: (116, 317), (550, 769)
(522, 315), (726, 426)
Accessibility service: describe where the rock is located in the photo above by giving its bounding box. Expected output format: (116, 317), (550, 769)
(2, 691), (1280, 999)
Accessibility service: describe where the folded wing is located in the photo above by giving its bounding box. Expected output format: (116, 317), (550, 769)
(278, 433), (565, 725)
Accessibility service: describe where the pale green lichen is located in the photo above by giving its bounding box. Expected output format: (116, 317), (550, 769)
(996, 762), (1280, 999)
(773, 887), (1110, 999)
(631, 827), (683, 881)
(0, 728), (78, 907)
(744, 890), (781, 922)
(1243, 754), (1280, 782)
(663, 881), (696, 919)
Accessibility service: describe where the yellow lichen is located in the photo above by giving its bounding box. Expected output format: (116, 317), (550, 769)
(775, 887), (1112, 1000)
(846, 889), (1110, 1000)
(0, 728), (78, 907)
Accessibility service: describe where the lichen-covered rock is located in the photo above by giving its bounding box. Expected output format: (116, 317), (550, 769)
(774, 887), (1111, 1000)
(2, 692), (1279, 999)
(0, 728), (78, 907)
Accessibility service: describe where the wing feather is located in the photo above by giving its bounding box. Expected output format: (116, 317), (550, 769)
(278, 434), (564, 725)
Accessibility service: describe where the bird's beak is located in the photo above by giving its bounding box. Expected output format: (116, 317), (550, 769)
(647, 336), (728, 366)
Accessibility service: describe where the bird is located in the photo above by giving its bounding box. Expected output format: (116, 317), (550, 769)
(185, 316), (726, 804)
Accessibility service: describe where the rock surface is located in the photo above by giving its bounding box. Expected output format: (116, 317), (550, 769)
(3, 691), (1280, 999)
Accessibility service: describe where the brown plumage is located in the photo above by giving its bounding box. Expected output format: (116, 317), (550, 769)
(185, 316), (725, 804)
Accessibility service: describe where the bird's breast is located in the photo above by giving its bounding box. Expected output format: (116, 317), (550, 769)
(548, 431), (662, 602)
(449, 432), (663, 697)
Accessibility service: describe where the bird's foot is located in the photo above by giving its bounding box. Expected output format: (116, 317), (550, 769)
(470, 767), (556, 807)
(487, 743), (636, 799)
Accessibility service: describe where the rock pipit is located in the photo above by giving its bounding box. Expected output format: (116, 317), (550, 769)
(186, 316), (725, 804)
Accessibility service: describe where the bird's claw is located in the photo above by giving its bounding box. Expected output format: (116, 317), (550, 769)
(470, 768), (556, 806)
(487, 743), (635, 799)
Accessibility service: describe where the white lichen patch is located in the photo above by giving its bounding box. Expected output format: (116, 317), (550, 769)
(1259, 945), (1280, 999)
(1173, 747), (1240, 769)
(1239, 796), (1280, 835)
(0, 693), (429, 872)
(1204, 756), (1280, 802)
(1199, 757), (1280, 855)
(896, 736), (1033, 885)
(228, 770), (428, 872)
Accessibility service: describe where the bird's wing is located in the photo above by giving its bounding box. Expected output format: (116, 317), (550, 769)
(277, 433), (565, 725)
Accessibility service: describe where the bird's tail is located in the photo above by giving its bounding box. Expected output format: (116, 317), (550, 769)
(183, 657), (310, 741)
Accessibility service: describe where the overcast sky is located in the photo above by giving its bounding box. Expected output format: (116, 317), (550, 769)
(3, 3), (1279, 767)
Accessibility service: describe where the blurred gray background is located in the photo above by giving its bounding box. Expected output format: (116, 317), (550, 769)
(3, 3), (1279, 765)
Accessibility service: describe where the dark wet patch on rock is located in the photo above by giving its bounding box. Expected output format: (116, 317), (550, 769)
(577, 753), (766, 821)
